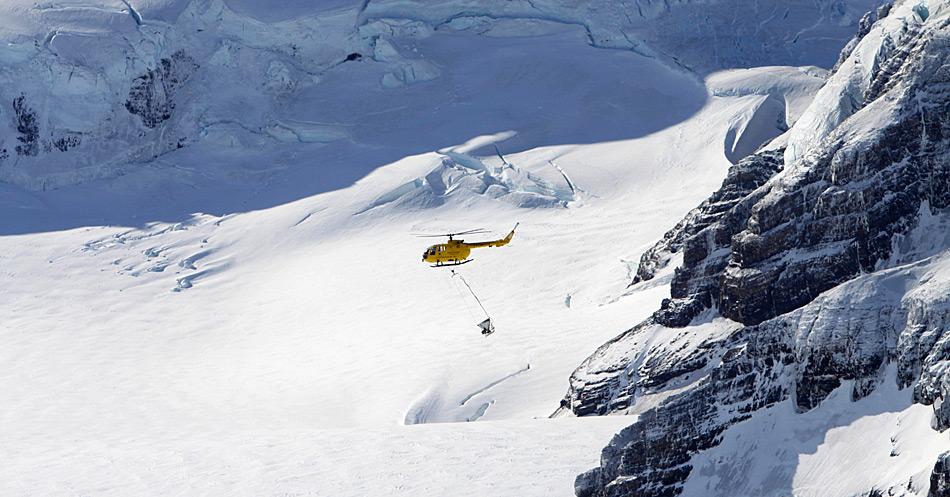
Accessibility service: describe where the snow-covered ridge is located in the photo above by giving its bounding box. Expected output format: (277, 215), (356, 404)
(359, 150), (577, 214)
(0, 0), (878, 190)
(785, 0), (946, 166)
(361, 0), (880, 72)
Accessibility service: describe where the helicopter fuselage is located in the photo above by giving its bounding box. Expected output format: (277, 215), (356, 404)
(422, 240), (473, 265)
(422, 225), (517, 266)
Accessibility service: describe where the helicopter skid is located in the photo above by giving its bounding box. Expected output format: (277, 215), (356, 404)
(431, 259), (473, 268)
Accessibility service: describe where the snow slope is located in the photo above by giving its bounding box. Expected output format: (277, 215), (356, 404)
(3, 416), (635, 497)
(0, 1), (878, 496)
(1, 62), (754, 435)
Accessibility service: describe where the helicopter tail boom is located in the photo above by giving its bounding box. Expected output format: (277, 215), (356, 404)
(463, 223), (518, 249)
(502, 223), (519, 243)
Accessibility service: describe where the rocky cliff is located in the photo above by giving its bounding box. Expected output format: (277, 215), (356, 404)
(933, 452), (950, 497)
(570, 2), (950, 496)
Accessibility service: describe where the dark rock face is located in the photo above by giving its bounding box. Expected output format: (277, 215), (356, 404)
(646, 11), (950, 328)
(13, 94), (39, 157)
(10, 95), (86, 159)
(574, 267), (950, 496)
(572, 9), (950, 497)
(575, 324), (792, 497)
(932, 452), (950, 497)
(575, 467), (602, 497)
(564, 316), (742, 418)
(52, 132), (82, 152)
(631, 150), (783, 289)
(125, 50), (199, 128)
(832, 3), (893, 72)
(654, 151), (783, 327)
(720, 27), (950, 324)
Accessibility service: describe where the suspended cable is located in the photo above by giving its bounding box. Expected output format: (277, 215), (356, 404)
(448, 270), (479, 323)
(452, 270), (490, 319)
(452, 270), (495, 335)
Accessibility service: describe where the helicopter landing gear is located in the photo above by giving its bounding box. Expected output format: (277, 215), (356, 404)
(431, 259), (473, 268)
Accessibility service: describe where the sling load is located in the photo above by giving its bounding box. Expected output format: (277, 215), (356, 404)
(415, 224), (518, 335)
(452, 269), (495, 336)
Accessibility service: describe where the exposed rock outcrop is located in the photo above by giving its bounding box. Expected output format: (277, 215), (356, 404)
(932, 452), (950, 497)
(573, 320), (790, 497)
(832, 3), (894, 71)
(639, 1), (950, 328)
(13, 94), (39, 157)
(631, 149), (783, 288)
(125, 50), (199, 129)
(574, 252), (950, 497)
(718, 12), (950, 326)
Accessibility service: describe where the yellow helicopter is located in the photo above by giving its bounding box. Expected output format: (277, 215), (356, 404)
(418, 224), (518, 267)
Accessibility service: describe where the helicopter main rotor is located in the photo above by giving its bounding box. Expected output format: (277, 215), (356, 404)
(412, 228), (490, 240)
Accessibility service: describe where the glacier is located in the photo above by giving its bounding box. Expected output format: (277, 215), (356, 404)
(2, 1), (946, 497)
